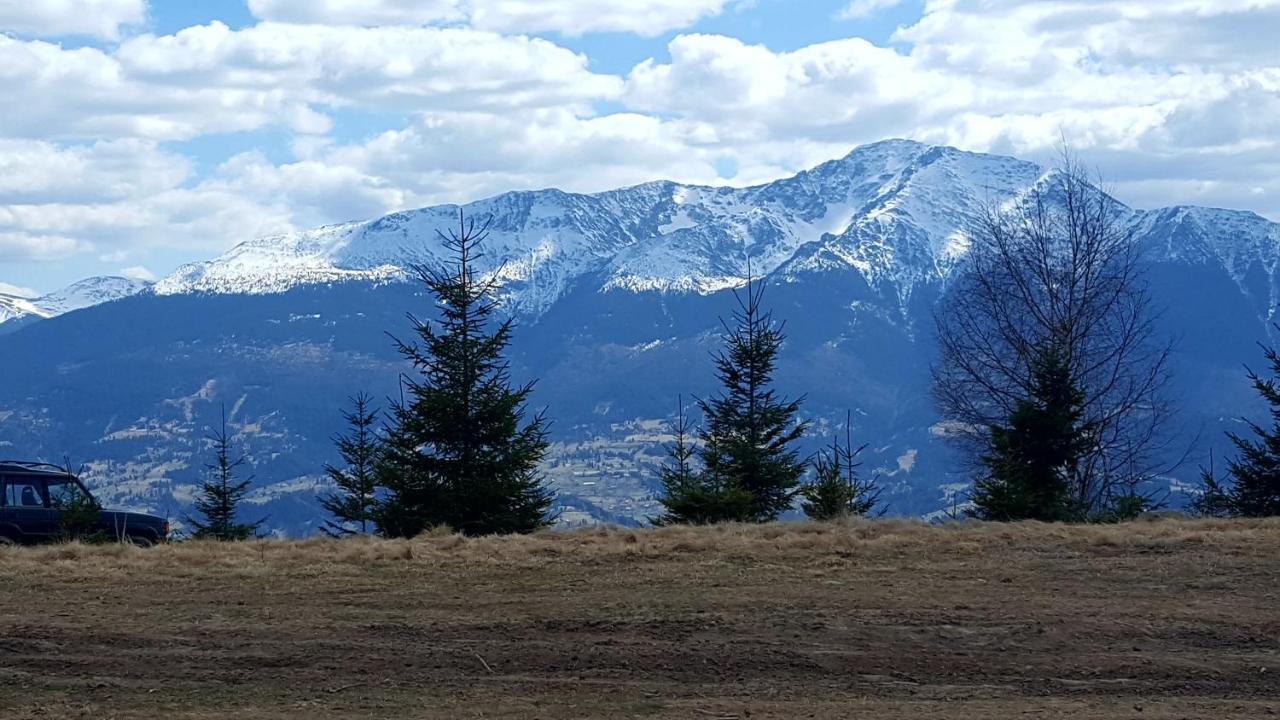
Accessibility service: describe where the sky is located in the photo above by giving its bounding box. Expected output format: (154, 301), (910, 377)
(1, 0), (1278, 295)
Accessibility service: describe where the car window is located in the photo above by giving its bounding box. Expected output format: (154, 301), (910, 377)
(2, 478), (47, 508)
(46, 479), (84, 508)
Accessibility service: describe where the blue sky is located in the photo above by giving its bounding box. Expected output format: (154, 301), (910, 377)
(1, 0), (1278, 295)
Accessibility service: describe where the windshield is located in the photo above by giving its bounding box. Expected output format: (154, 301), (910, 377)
(46, 478), (88, 508)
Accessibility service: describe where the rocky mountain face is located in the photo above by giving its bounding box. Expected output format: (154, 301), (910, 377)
(1, 140), (1276, 534)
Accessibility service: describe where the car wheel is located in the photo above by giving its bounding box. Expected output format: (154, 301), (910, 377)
(0, 536), (15, 547)
(128, 535), (154, 549)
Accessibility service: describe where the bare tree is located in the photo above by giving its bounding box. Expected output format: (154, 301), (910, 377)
(932, 151), (1174, 517)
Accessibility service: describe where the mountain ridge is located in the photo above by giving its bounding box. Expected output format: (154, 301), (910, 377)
(9, 140), (1278, 326)
(148, 140), (1047, 304)
(144, 139), (1278, 323)
(0, 276), (153, 332)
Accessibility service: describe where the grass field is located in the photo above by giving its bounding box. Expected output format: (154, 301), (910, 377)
(0, 518), (1278, 719)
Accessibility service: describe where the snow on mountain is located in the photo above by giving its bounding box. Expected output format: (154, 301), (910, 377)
(152, 140), (1052, 313)
(1132, 206), (1280, 285)
(36, 276), (155, 316)
(147, 140), (1280, 323)
(19, 138), (1280, 333)
(0, 293), (50, 325)
(0, 276), (153, 329)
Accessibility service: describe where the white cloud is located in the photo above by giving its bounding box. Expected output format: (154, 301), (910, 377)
(0, 0), (145, 40)
(890, 0), (1280, 214)
(212, 109), (730, 223)
(0, 23), (619, 142)
(625, 34), (962, 141)
(837, 0), (904, 20)
(211, 150), (409, 227)
(0, 139), (189, 204)
(0, 137), (293, 264)
(0, 232), (86, 262)
(622, 2), (1280, 219)
(0, 20), (619, 264)
(0, 281), (37, 298)
(4, 0), (1280, 275)
(248, 0), (729, 36)
(246, 0), (462, 26)
(119, 265), (157, 281)
(899, 0), (1280, 72)
(468, 0), (729, 36)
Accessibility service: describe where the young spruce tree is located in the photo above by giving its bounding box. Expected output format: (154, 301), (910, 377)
(188, 407), (262, 541)
(52, 459), (105, 542)
(970, 346), (1090, 522)
(1191, 452), (1236, 518)
(801, 412), (880, 521)
(653, 396), (752, 525)
(661, 275), (808, 524)
(320, 393), (380, 536)
(375, 211), (554, 537)
(1206, 341), (1280, 517)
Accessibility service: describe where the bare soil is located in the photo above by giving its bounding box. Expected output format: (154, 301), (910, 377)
(1, 519), (1278, 718)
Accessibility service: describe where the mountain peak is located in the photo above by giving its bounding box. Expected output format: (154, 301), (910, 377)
(0, 275), (153, 330)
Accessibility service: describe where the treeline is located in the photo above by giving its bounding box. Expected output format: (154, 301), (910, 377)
(187, 157), (1279, 539)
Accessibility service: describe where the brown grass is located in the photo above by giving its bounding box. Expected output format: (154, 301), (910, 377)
(1, 518), (1278, 718)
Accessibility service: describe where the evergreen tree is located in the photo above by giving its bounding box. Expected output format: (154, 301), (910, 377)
(50, 460), (105, 543)
(653, 396), (753, 525)
(1213, 342), (1280, 517)
(801, 413), (880, 521)
(1191, 451), (1236, 517)
(375, 211), (554, 537)
(188, 407), (262, 541)
(693, 276), (808, 523)
(970, 346), (1090, 522)
(320, 393), (380, 536)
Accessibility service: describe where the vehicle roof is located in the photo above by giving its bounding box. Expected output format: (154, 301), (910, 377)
(0, 461), (77, 478)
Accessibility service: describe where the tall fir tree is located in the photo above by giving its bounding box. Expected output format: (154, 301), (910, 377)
(1210, 342), (1280, 517)
(801, 412), (880, 521)
(970, 346), (1091, 522)
(685, 275), (809, 523)
(375, 211), (554, 537)
(320, 393), (381, 536)
(653, 396), (753, 525)
(188, 407), (262, 541)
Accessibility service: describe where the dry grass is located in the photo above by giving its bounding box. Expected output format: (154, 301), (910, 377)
(1, 518), (1278, 718)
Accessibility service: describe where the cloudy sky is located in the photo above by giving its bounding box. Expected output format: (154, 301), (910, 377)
(1, 0), (1278, 294)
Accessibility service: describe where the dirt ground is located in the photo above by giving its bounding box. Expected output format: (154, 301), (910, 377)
(0, 519), (1277, 719)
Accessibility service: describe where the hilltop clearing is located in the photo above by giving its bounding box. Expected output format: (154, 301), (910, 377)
(0, 519), (1277, 718)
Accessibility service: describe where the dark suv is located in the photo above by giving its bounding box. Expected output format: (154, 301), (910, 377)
(0, 461), (169, 546)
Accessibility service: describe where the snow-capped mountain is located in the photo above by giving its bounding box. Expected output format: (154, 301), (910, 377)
(152, 139), (1280, 324)
(0, 276), (153, 332)
(154, 141), (1044, 312)
(0, 292), (48, 326)
(1, 139), (1277, 534)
